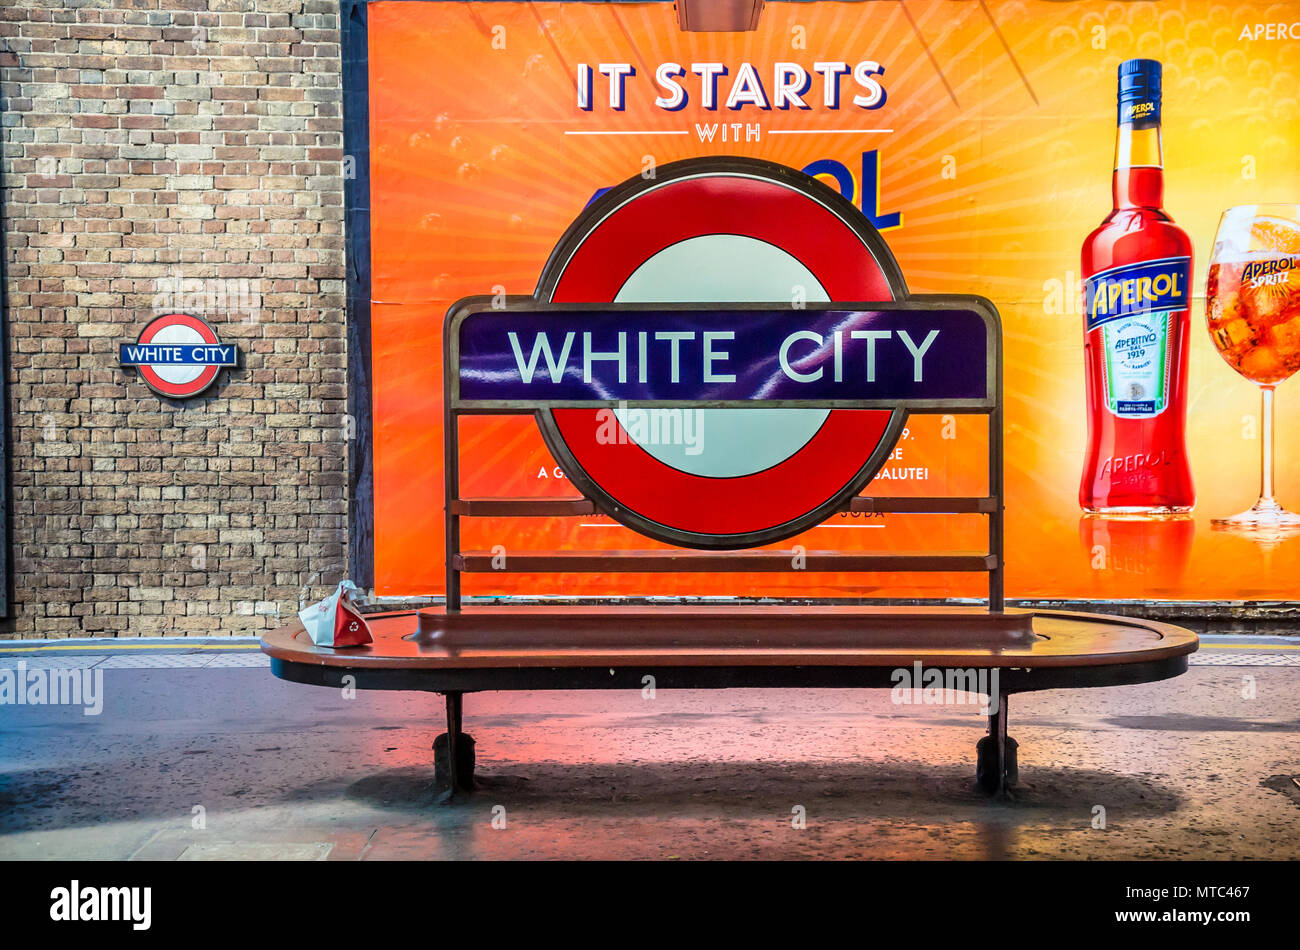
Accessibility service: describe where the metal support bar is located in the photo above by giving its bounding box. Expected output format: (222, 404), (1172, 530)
(988, 692), (1008, 794)
(453, 550), (997, 573)
(988, 404), (1005, 613)
(444, 691), (464, 794)
(443, 411), (461, 613)
(448, 495), (998, 517)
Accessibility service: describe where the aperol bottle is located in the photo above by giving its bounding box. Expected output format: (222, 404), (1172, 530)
(1080, 59), (1195, 515)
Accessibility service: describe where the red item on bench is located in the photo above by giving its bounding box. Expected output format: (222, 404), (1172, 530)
(298, 580), (373, 649)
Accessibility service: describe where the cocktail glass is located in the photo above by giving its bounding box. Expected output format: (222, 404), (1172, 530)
(1205, 204), (1300, 526)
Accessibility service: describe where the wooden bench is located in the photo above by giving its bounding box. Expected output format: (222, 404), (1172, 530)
(263, 604), (1195, 797)
(263, 158), (1197, 801)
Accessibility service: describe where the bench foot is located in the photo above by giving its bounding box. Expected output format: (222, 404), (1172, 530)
(434, 691), (475, 800)
(976, 734), (1018, 795)
(976, 693), (1018, 795)
(433, 731), (476, 792)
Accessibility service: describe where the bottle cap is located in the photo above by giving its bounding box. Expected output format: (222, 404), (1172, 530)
(1117, 59), (1162, 127)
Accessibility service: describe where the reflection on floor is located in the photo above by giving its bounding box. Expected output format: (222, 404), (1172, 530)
(0, 636), (1297, 860)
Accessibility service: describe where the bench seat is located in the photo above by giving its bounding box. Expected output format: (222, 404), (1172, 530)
(262, 605), (1197, 684)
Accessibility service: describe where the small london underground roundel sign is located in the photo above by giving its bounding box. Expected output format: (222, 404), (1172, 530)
(119, 313), (238, 399)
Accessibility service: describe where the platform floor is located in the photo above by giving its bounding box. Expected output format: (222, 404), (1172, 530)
(1, 636), (1297, 860)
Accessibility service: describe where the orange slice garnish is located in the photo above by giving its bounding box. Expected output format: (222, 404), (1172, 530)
(1250, 215), (1300, 254)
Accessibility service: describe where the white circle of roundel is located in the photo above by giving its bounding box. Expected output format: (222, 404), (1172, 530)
(147, 323), (206, 386)
(613, 234), (831, 479)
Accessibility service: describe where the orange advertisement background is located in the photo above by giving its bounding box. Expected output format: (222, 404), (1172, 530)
(368, 0), (1300, 599)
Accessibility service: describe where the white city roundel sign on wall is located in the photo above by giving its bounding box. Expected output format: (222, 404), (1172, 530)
(119, 313), (238, 399)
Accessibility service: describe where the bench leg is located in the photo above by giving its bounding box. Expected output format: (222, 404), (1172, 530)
(976, 692), (1018, 796)
(434, 691), (475, 803)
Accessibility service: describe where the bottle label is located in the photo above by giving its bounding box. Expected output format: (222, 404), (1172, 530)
(1100, 311), (1170, 417)
(1085, 256), (1189, 419)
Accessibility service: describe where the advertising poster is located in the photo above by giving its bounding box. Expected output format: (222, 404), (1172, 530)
(365, 0), (1300, 600)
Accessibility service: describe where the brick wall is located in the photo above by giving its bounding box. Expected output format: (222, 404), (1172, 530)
(0, 0), (349, 637)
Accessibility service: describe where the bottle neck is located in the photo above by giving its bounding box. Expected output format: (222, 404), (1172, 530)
(1113, 122), (1164, 210)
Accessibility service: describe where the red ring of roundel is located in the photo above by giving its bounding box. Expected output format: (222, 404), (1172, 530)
(547, 174), (896, 539)
(135, 313), (223, 398)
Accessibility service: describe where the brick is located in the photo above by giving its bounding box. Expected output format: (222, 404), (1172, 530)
(1, 0), (348, 639)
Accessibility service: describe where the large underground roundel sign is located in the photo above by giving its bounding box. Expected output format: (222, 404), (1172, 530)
(532, 157), (908, 549)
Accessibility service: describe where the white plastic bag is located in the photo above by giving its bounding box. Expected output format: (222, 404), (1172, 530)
(297, 580), (373, 648)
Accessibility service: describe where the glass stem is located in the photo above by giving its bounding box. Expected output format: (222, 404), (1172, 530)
(1260, 385), (1276, 507)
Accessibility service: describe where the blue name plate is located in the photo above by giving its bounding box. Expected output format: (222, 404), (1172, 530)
(454, 304), (993, 404)
(119, 343), (239, 366)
